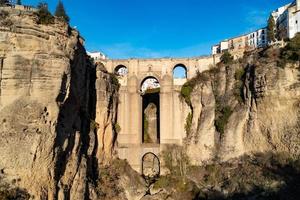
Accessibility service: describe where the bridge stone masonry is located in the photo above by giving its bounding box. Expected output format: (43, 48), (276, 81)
(97, 55), (220, 173)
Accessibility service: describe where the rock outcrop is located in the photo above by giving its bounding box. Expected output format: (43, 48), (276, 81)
(0, 7), (119, 199)
(184, 47), (300, 164)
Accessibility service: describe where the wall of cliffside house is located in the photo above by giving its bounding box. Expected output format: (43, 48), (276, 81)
(0, 8), (118, 199)
(183, 49), (300, 165)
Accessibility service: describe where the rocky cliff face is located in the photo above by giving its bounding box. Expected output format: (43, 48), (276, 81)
(184, 47), (300, 164)
(0, 8), (118, 199)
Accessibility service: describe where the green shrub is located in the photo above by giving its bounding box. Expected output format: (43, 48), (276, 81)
(110, 73), (120, 90)
(153, 176), (173, 189)
(180, 72), (209, 107)
(144, 87), (160, 94)
(215, 106), (233, 134)
(114, 123), (121, 134)
(220, 51), (234, 64)
(280, 33), (300, 67)
(36, 2), (54, 25)
(161, 145), (189, 179)
(184, 112), (193, 136)
(180, 83), (194, 106)
(233, 68), (245, 103)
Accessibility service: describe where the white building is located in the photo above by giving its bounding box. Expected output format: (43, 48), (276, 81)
(212, 44), (221, 55)
(246, 28), (268, 49)
(271, 0), (300, 39)
(87, 51), (107, 61)
(220, 40), (229, 52)
(287, 0), (300, 38)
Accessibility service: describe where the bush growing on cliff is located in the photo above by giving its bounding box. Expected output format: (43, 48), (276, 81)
(220, 51), (234, 64)
(280, 33), (300, 64)
(110, 73), (120, 90)
(180, 71), (209, 107)
(233, 68), (245, 103)
(184, 112), (193, 136)
(267, 15), (276, 42)
(54, 0), (70, 23)
(215, 105), (233, 135)
(36, 2), (54, 25)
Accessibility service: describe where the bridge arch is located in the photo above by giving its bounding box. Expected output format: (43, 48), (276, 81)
(141, 76), (160, 144)
(114, 64), (128, 76)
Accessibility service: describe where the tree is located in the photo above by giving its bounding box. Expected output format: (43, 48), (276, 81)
(267, 15), (276, 43)
(54, 0), (70, 23)
(0, 0), (9, 6)
(36, 2), (54, 25)
(220, 51), (234, 64)
(16, 0), (21, 5)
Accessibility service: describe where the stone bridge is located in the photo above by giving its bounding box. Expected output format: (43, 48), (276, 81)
(98, 55), (219, 173)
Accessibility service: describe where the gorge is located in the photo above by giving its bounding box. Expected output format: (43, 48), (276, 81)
(0, 5), (300, 200)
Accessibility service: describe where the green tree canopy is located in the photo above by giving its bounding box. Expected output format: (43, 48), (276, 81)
(220, 51), (234, 64)
(36, 2), (54, 25)
(267, 15), (276, 42)
(54, 0), (70, 23)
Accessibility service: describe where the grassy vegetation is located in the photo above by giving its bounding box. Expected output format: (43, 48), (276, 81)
(215, 105), (233, 135)
(113, 123), (121, 134)
(278, 33), (300, 68)
(220, 51), (234, 65)
(161, 145), (190, 179)
(154, 152), (300, 199)
(180, 72), (209, 107)
(184, 112), (193, 136)
(144, 88), (160, 94)
(233, 68), (245, 103)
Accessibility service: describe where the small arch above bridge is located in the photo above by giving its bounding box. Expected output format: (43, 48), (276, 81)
(173, 64), (188, 79)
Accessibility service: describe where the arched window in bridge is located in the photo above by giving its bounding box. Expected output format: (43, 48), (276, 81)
(173, 64), (187, 79)
(114, 65), (128, 77)
(141, 77), (160, 144)
(141, 77), (160, 94)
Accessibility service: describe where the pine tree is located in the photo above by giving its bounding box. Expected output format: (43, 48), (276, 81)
(55, 0), (70, 23)
(267, 15), (276, 42)
(36, 2), (54, 25)
(16, 0), (21, 5)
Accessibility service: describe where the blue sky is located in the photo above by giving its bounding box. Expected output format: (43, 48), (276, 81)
(23, 0), (292, 59)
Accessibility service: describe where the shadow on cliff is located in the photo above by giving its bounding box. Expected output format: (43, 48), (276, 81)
(51, 40), (98, 199)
